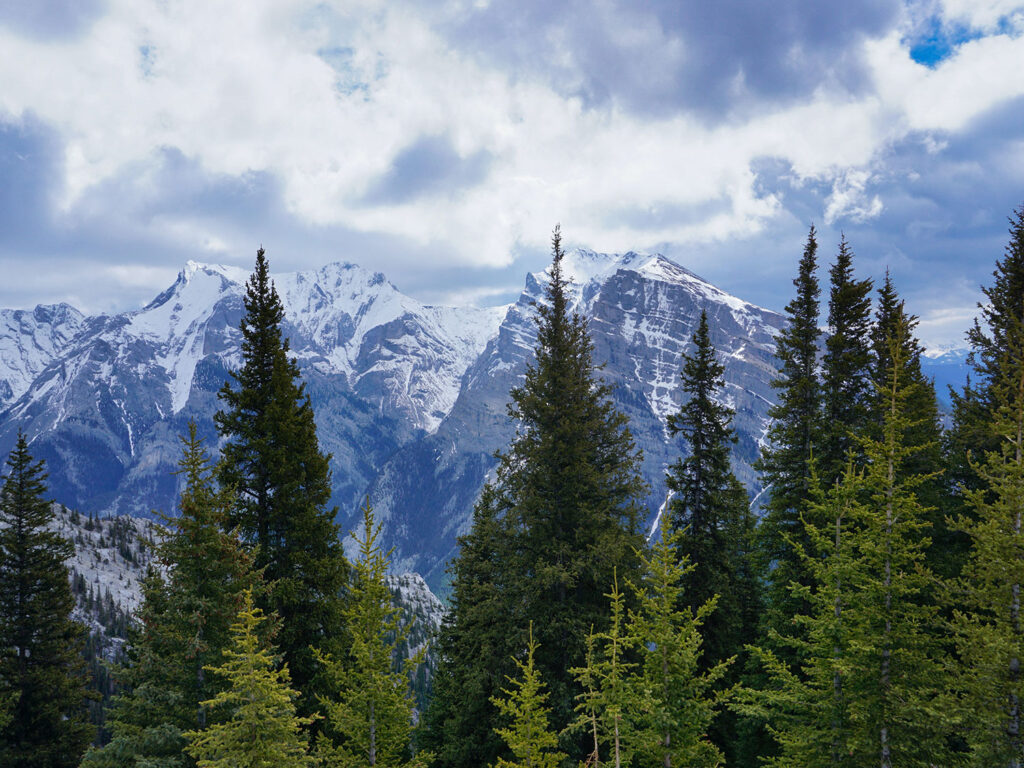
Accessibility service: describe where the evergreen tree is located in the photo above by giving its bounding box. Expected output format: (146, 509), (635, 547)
(568, 573), (641, 768)
(184, 589), (315, 768)
(630, 516), (723, 768)
(665, 309), (760, 764)
(870, 273), (951, 576)
(317, 500), (427, 768)
(820, 235), (873, 483)
(215, 247), (349, 720)
(947, 205), (1024, 515)
(748, 330), (955, 767)
(756, 226), (823, 647)
(423, 226), (646, 766)
(418, 494), (508, 767)
(490, 623), (566, 768)
(82, 424), (257, 768)
(0, 433), (94, 768)
(952, 316), (1024, 766)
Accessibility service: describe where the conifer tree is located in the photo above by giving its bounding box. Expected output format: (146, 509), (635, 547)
(215, 247), (349, 719)
(317, 500), (427, 768)
(630, 516), (723, 768)
(490, 624), (566, 768)
(665, 308), (760, 763)
(756, 226), (823, 645)
(568, 573), (641, 768)
(947, 205), (1024, 507)
(820, 235), (873, 483)
(747, 330), (954, 767)
(870, 273), (951, 576)
(424, 226), (646, 766)
(0, 433), (94, 768)
(82, 424), (257, 768)
(184, 589), (315, 768)
(418, 494), (508, 767)
(952, 316), (1024, 766)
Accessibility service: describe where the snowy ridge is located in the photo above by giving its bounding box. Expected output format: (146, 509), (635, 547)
(0, 304), (86, 409)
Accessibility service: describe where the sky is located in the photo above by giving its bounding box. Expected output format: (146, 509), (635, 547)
(2, 0), (1024, 350)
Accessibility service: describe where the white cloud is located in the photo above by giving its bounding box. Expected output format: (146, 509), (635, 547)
(0, 0), (1022, 281)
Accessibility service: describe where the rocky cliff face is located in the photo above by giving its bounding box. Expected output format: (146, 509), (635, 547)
(0, 250), (785, 588)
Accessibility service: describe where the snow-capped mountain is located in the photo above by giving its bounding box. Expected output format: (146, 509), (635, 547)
(0, 304), (86, 409)
(364, 249), (784, 582)
(0, 250), (784, 589)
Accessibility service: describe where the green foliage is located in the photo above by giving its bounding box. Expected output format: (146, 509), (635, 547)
(419, 492), (509, 767)
(952, 317), (1024, 766)
(665, 308), (762, 763)
(746, 331), (956, 767)
(215, 247), (350, 719)
(820, 235), (873, 483)
(756, 225), (823, 649)
(317, 500), (428, 768)
(630, 518), (724, 768)
(568, 574), (641, 768)
(0, 432), (94, 768)
(82, 424), (258, 768)
(491, 624), (566, 768)
(423, 226), (647, 767)
(184, 589), (315, 768)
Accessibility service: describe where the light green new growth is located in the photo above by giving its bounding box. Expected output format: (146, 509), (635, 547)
(317, 499), (428, 768)
(184, 589), (315, 768)
(491, 622), (567, 768)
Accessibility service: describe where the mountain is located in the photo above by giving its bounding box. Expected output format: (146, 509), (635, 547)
(366, 250), (784, 583)
(0, 251), (784, 589)
(920, 347), (970, 408)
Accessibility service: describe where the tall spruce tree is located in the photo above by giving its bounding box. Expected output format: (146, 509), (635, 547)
(952, 316), (1024, 766)
(316, 500), (427, 768)
(82, 424), (257, 768)
(947, 205), (1024, 510)
(422, 226), (647, 766)
(665, 309), (760, 764)
(418, 495), (508, 767)
(748, 329), (955, 767)
(755, 226), (823, 654)
(215, 247), (349, 720)
(820, 235), (873, 484)
(0, 433), (94, 768)
(870, 273), (951, 576)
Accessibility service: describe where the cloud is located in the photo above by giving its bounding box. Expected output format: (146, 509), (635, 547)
(0, 0), (1022, 353)
(0, 0), (105, 41)
(362, 134), (493, 204)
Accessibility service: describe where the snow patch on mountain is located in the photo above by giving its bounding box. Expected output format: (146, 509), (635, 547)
(0, 304), (86, 409)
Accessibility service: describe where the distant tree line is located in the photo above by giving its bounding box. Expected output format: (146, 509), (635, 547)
(2, 208), (1024, 767)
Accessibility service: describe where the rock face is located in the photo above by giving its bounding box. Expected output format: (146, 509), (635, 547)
(0, 250), (785, 589)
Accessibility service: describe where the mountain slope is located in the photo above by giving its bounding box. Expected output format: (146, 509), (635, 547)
(0, 250), (784, 589)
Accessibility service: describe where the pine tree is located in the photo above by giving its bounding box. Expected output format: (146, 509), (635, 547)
(665, 308), (761, 764)
(747, 330), (955, 767)
(947, 206), (1024, 518)
(423, 226), (647, 766)
(0, 433), (94, 768)
(184, 589), (315, 768)
(630, 516), (724, 768)
(490, 623), (566, 768)
(317, 500), (427, 768)
(82, 424), (258, 768)
(756, 226), (823, 647)
(568, 573), (641, 768)
(952, 315), (1024, 766)
(820, 235), (873, 483)
(215, 247), (349, 719)
(870, 273), (951, 576)
(418, 494), (508, 767)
